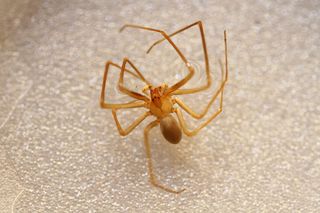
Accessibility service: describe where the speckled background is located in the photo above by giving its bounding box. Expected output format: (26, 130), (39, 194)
(0, 0), (319, 212)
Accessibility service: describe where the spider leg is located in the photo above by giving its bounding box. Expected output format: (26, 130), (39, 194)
(120, 24), (195, 94)
(174, 55), (227, 137)
(173, 59), (227, 119)
(147, 21), (212, 95)
(100, 61), (149, 109)
(106, 61), (141, 79)
(112, 110), (151, 136)
(173, 30), (228, 120)
(118, 57), (151, 102)
(144, 120), (185, 194)
(174, 81), (225, 137)
(175, 29), (228, 95)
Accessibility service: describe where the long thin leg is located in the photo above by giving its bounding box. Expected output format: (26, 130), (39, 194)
(175, 81), (225, 137)
(118, 57), (151, 102)
(144, 120), (185, 194)
(107, 61), (141, 79)
(120, 24), (195, 94)
(174, 58), (227, 119)
(173, 31), (228, 120)
(112, 110), (151, 136)
(223, 30), (229, 82)
(100, 61), (148, 109)
(175, 30), (228, 136)
(147, 21), (212, 95)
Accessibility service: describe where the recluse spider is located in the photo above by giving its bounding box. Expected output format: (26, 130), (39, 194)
(100, 21), (228, 194)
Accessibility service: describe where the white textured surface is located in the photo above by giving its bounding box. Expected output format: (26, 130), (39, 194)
(1, 0), (320, 212)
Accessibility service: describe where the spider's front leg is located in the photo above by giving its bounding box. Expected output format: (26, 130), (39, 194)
(173, 59), (227, 120)
(144, 120), (185, 194)
(173, 30), (228, 126)
(100, 61), (149, 109)
(147, 21), (212, 95)
(119, 24), (194, 94)
(118, 57), (151, 102)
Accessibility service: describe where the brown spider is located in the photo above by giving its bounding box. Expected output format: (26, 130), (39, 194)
(100, 21), (228, 194)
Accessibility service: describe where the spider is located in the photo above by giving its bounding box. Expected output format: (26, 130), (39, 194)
(100, 21), (228, 194)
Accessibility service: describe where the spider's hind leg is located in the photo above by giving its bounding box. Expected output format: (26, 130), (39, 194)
(144, 120), (185, 194)
(112, 109), (150, 136)
(174, 59), (227, 137)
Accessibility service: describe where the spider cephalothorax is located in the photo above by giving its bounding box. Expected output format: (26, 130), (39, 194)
(100, 21), (229, 194)
(148, 84), (173, 118)
(150, 84), (168, 105)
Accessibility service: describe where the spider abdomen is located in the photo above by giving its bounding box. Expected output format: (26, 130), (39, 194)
(160, 115), (182, 144)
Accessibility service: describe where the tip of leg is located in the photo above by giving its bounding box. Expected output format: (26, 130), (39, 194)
(119, 26), (126, 33)
(146, 44), (155, 54)
(161, 186), (186, 194)
(152, 181), (186, 194)
(175, 188), (186, 194)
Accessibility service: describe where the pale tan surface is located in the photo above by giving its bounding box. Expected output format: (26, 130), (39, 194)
(1, 0), (320, 212)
